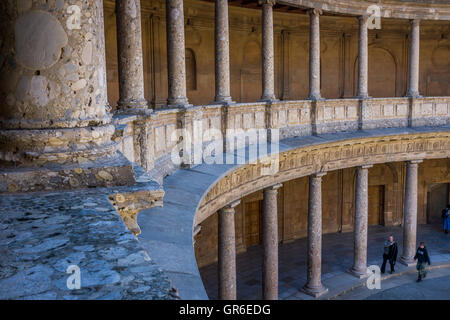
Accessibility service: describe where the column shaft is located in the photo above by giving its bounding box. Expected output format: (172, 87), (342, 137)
(400, 160), (421, 265)
(260, 0), (276, 101)
(308, 9), (322, 100)
(0, 0), (135, 192)
(408, 20), (420, 97)
(214, 0), (232, 103)
(166, 0), (189, 107)
(350, 165), (372, 277)
(218, 200), (240, 300)
(302, 172), (328, 297)
(116, 0), (148, 112)
(262, 184), (281, 300)
(357, 16), (369, 98)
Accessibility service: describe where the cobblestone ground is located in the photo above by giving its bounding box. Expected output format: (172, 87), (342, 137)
(200, 224), (450, 300)
(0, 189), (176, 300)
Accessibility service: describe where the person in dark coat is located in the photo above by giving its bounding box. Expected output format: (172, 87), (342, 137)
(414, 242), (431, 282)
(381, 235), (398, 274)
(442, 204), (450, 234)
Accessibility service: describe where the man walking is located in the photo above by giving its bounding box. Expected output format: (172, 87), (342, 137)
(414, 242), (431, 282)
(381, 235), (398, 274)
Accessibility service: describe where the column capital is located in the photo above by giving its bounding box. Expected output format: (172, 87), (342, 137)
(308, 8), (323, 16)
(264, 183), (283, 192)
(312, 171), (327, 178)
(358, 15), (370, 22)
(358, 164), (373, 170)
(410, 19), (420, 26)
(259, 0), (276, 6)
(221, 200), (241, 214)
(407, 159), (423, 165)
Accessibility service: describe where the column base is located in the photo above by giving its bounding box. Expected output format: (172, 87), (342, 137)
(213, 96), (234, 105)
(347, 267), (371, 279)
(301, 283), (328, 298)
(406, 92), (421, 98)
(307, 95), (323, 101)
(259, 96), (279, 103)
(399, 257), (416, 267)
(167, 97), (191, 109)
(166, 103), (193, 110)
(356, 95), (372, 99)
(210, 99), (235, 106)
(117, 99), (149, 112)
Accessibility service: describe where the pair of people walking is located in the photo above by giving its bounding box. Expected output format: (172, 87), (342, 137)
(380, 236), (431, 282)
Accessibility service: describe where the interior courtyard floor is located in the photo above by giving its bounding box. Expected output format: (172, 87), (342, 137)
(199, 224), (450, 300)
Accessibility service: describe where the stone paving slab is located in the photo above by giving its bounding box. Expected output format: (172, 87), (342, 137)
(0, 167), (175, 300)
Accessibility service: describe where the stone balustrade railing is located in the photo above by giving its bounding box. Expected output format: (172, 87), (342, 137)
(115, 96), (450, 182)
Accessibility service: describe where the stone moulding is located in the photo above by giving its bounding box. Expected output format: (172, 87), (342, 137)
(277, 0), (450, 20)
(109, 189), (164, 236)
(116, 96), (450, 182)
(195, 130), (450, 225)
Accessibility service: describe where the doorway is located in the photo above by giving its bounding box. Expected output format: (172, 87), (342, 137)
(427, 183), (449, 224)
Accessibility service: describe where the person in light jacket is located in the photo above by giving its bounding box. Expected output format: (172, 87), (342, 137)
(381, 235), (398, 274)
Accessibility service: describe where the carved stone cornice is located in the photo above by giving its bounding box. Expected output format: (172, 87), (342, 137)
(195, 130), (450, 225)
(277, 0), (450, 21)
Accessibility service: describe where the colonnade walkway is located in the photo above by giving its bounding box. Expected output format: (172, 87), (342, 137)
(200, 224), (450, 300)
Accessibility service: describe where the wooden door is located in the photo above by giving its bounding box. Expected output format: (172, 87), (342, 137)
(368, 185), (384, 225)
(245, 201), (262, 247)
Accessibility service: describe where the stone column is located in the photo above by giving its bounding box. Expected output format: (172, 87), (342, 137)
(357, 16), (369, 98)
(407, 20), (420, 98)
(0, 0), (134, 192)
(166, 0), (189, 107)
(218, 200), (240, 300)
(260, 0), (277, 101)
(349, 165), (372, 278)
(400, 160), (422, 265)
(262, 183), (282, 300)
(214, 0), (233, 104)
(302, 172), (328, 297)
(308, 9), (322, 100)
(116, 0), (148, 113)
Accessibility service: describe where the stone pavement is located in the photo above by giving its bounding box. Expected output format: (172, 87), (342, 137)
(335, 265), (450, 300)
(0, 167), (176, 300)
(200, 224), (450, 300)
